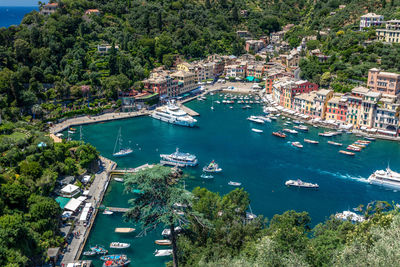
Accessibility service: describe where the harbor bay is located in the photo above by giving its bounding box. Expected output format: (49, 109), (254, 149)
(73, 94), (400, 266)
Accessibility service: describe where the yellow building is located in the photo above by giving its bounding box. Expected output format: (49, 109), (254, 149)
(177, 63), (194, 72)
(171, 70), (196, 94)
(376, 20), (400, 43)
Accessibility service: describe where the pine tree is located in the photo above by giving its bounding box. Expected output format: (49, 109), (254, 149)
(125, 165), (207, 267)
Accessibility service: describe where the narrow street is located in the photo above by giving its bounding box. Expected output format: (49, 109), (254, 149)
(60, 157), (116, 265)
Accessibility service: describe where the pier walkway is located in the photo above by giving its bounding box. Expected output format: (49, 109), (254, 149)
(179, 104), (199, 116)
(110, 163), (154, 175)
(106, 207), (130, 213)
(49, 110), (149, 134)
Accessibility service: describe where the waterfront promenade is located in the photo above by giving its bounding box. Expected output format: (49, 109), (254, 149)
(50, 110), (149, 134)
(61, 156), (116, 265)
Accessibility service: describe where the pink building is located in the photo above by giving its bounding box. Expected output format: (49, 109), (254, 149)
(367, 68), (400, 95)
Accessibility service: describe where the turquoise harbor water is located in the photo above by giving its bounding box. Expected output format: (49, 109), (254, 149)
(72, 94), (400, 266)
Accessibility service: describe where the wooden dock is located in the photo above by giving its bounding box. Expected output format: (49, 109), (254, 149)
(107, 207), (130, 213)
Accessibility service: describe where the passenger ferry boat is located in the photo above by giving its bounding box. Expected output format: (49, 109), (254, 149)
(160, 148), (198, 167)
(151, 100), (197, 127)
(368, 167), (400, 189)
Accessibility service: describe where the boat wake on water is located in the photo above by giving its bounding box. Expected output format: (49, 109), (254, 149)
(317, 169), (368, 184)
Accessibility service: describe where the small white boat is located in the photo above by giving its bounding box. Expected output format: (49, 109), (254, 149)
(293, 125), (308, 131)
(304, 139), (319, 144)
(114, 177), (124, 182)
(259, 116), (271, 122)
(228, 181), (241, 186)
(365, 136), (376, 141)
(215, 100), (221, 104)
(161, 226), (182, 236)
(83, 251), (96, 256)
(327, 141), (342, 146)
(251, 128), (263, 133)
(285, 179), (319, 188)
(203, 161), (222, 173)
(247, 116), (265, 124)
(154, 249), (173, 257)
(283, 128), (298, 134)
(246, 212), (257, 220)
(200, 173), (214, 179)
(291, 141), (303, 148)
(110, 242), (131, 249)
(68, 130), (75, 134)
(103, 210), (113, 215)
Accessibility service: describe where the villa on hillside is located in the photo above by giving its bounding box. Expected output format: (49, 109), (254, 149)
(40, 3), (59, 15)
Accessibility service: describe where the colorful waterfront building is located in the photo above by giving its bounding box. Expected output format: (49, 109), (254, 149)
(246, 65), (264, 80)
(325, 94), (348, 122)
(345, 86), (369, 127)
(272, 78), (319, 109)
(367, 68), (400, 95)
(374, 94), (400, 135)
(143, 72), (178, 97)
(293, 91), (317, 116)
(171, 71), (197, 95)
(359, 91), (381, 129)
(313, 89), (333, 119)
(224, 63), (247, 79)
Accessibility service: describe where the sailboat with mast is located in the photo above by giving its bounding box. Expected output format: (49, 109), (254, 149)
(113, 128), (133, 157)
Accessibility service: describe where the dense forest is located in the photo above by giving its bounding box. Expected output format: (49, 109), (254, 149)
(0, 120), (98, 265)
(1, 0), (400, 120)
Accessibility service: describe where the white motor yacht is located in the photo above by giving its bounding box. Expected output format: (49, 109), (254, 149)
(152, 100), (197, 127)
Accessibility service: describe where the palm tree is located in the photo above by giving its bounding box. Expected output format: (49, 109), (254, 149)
(31, 104), (43, 119)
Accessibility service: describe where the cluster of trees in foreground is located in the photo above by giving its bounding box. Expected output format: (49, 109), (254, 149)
(125, 165), (399, 267)
(0, 121), (98, 266)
